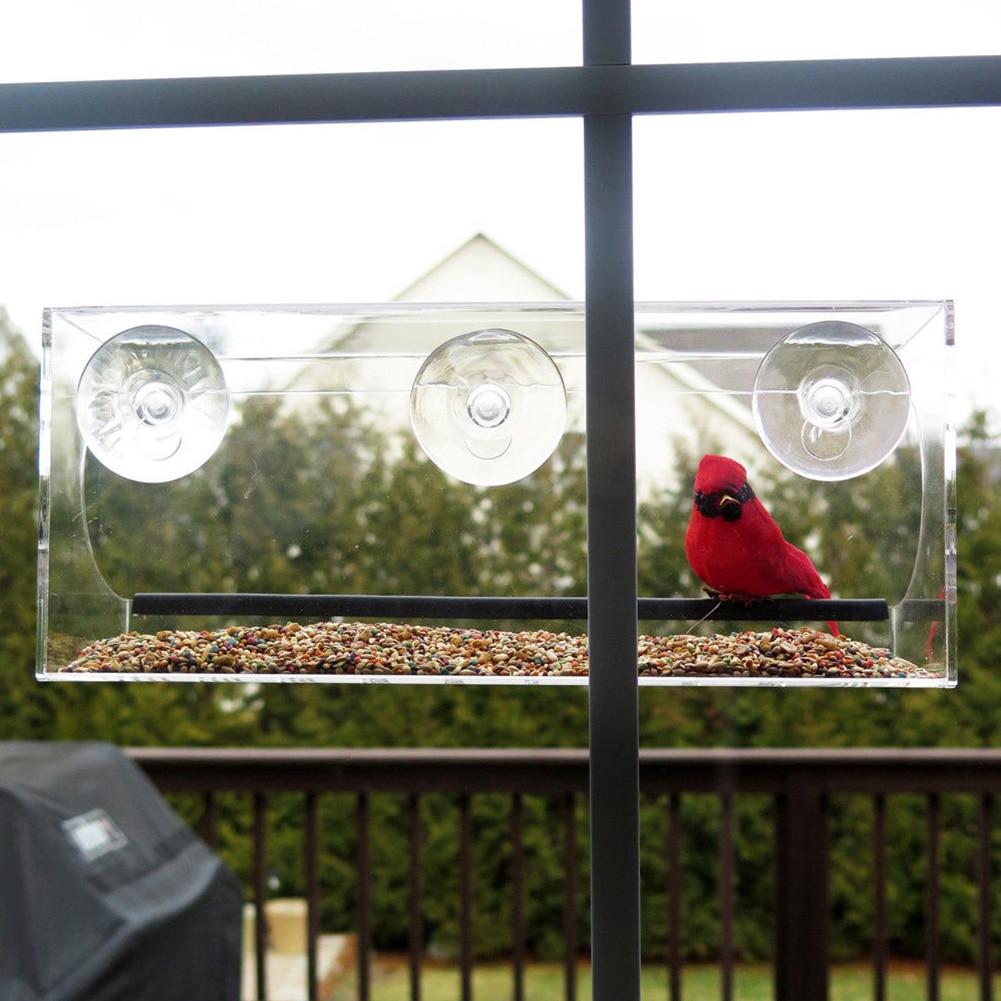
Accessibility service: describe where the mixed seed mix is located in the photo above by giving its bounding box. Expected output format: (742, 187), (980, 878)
(60, 621), (938, 681)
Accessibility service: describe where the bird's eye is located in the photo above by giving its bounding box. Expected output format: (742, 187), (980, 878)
(694, 490), (719, 518)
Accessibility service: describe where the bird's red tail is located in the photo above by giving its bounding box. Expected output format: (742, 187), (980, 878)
(804, 586), (839, 637)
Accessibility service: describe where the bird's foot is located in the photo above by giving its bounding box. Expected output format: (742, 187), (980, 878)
(703, 587), (772, 606)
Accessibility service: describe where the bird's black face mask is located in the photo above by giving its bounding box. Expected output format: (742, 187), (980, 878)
(694, 482), (754, 522)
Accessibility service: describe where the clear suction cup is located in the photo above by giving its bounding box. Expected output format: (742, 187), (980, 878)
(76, 325), (230, 483)
(752, 320), (911, 481)
(410, 328), (567, 486)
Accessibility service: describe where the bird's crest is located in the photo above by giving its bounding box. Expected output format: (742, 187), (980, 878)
(693, 454), (747, 494)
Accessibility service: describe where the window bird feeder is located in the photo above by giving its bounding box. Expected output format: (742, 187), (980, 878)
(38, 300), (955, 686)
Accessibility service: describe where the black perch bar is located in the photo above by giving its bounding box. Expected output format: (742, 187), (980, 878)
(132, 592), (890, 622)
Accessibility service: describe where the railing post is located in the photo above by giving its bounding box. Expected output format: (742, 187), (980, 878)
(409, 793), (424, 1001)
(720, 790), (736, 1001)
(873, 793), (887, 1001)
(356, 791), (371, 1001)
(927, 792), (941, 1001)
(200, 791), (218, 848)
(253, 792), (269, 1001)
(459, 793), (474, 1001)
(774, 775), (829, 1001)
(305, 792), (320, 1001)
(563, 792), (579, 1001)
(667, 793), (682, 1001)
(978, 793), (994, 1001)
(511, 793), (526, 1001)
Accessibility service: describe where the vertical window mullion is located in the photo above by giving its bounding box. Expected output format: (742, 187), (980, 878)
(583, 3), (639, 1001)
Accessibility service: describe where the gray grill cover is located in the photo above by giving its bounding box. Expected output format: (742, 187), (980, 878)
(0, 742), (241, 1001)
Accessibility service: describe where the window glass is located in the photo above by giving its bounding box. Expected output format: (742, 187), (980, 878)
(633, 109), (980, 685)
(633, 107), (999, 412)
(0, 118), (584, 339)
(0, 0), (581, 83)
(633, 0), (1001, 63)
(24, 118), (587, 679)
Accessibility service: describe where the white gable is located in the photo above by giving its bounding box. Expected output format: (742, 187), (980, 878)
(395, 233), (570, 303)
(281, 234), (768, 494)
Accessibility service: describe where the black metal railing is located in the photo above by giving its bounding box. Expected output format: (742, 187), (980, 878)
(129, 747), (1001, 1001)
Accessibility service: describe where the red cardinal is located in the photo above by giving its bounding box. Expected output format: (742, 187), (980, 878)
(684, 454), (838, 636)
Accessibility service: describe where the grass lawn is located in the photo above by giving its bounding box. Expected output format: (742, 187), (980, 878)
(350, 956), (999, 1001)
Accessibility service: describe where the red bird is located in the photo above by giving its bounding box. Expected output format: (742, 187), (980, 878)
(684, 454), (838, 635)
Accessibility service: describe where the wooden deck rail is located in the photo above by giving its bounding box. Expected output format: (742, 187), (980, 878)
(129, 747), (1001, 1001)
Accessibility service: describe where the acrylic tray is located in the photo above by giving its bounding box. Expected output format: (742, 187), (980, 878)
(38, 301), (955, 686)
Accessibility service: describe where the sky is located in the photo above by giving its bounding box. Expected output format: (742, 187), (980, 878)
(1, 0), (1000, 418)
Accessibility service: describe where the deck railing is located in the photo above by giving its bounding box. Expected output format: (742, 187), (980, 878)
(129, 747), (1001, 1001)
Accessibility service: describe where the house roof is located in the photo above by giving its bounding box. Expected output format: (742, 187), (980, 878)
(279, 233), (767, 490)
(393, 233), (571, 303)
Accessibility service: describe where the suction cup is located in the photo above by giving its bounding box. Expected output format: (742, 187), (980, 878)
(752, 320), (911, 481)
(410, 328), (567, 486)
(76, 325), (230, 483)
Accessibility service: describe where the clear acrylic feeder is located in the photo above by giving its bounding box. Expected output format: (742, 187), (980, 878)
(38, 301), (955, 686)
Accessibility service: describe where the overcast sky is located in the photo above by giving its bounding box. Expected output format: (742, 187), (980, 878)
(2, 1), (1000, 417)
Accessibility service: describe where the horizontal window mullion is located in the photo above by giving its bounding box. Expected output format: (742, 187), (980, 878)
(3, 56), (1001, 133)
(0, 65), (613, 132)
